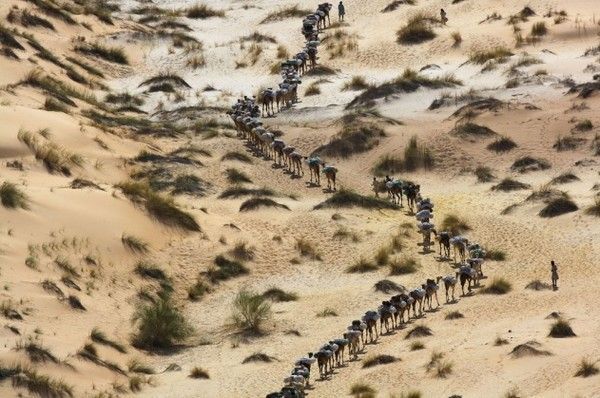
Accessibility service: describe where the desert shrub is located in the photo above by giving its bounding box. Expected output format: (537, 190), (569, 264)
(10, 368), (74, 398)
(405, 325), (432, 339)
(410, 341), (425, 350)
(343, 76), (369, 91)
(316, 307), (338, 317)
(15, 339), (59, 363)
(452, 122), (497, 138)
(91, 328), (127, 353)
(305, 82), (321, 96)
(492, 178), (531, 192)
(135, 261), (167, 280)
(487, 136), (517, 152)
(574, 119), (593, 131)
(239, 198), (289, 212)
(313, 120), (385, 158)
(185, 4), (224, 19)
(475, 166), (495, 182)
(485, 249), (507, 261)
(207, 255), (248, 283)
(128, 358), (155, 374)
(362, 354), (398, 368)
(445, 311), (464, 320)
(44, 97), (71, 113)
(226, 168), (252, 184)
(469, 47), (513, 64)
(375, 245), (392, 266)
(75, 42), (128, 64)
(260, 5), (311, 23)
(261, 288), (298, 302)
(118, 181), (201, 231)
(229, 289), (271, 333)
(347, 258), (378, 273)
(189, 366), (210, 379)
(511, 156), (551, 173)
(188, 278), (211, 301)
(481, 277), (512, 294)
(132, 298), (194, 349)
(242, 352), (276, 363)
(494, 336), (509, 346)
(219, 187), (275, 199)
(548, 319), (576, 338)
(531, 21), (547, 36)
(441, 214), (471, 235)
(550, 172), (580, 185)
(539, 197), (578, 217)
(389, 256), (419, 275)
(295, 238), (321, 260)
(221, 151), (252, 163)
(350, 382), (376, 398)
(314, 189), (398, 210)
(451, 31), (462, 46)
(584, 197), (600, 217)
(374, 279), (404, 294)
(397, 13), (438, 44)
(401, 136), (435, 171)
(574, 358), (599, 377)
(525, 279), (552, 290)
(0, 182), (29, 209)
(121, 234), (149, 254)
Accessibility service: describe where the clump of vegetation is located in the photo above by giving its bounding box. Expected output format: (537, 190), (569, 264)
(206, 255), (248, 283)
(242, 352), (276, 363)
(469, 46), (513, 64)
(475, 166), (495, 182)
(132, 298), (194, 349)
(314, 189), (398, 210)
(91, 328), (127, 354)
(584, 197), (600, 217)
(10, 367), (74, 398)
(225, 168), (252, 184)
(305, 82), (321, 96)
(511, 156), (551, 173)
(221, 151), (252, 163)
(374, 279), (405, 294)
(389, 256), (419, 275)
(548, 319), (576, 338)
(363, 354), (398, 368)
(441, 214), (471, 235)
(410, 341), (425, 350)
(397, 12), (439, 44)
(372, 136), (434, 175)
(539, 197), (578, 218)
(451, 31), (462, 46)
(550, 172), (580, 185)
(118, 181), (201, 231)
(185, 3), (225, 19)
(189, 366), (210, 379)
(316, 307), (338, 317)
(239, 198), (289, 212)
(347, 258), (378, 273)
(452, 122), (497, 138)
(491, 178), (531, 192)
(574, 119), (593, 132)
(261, 288), (298, 302)
(135, 261), (167, 281)
(406, 325), (433, 339)
(531, 21), (548, 36)
(481, 277), (512, 294)
(343, 76), (370, 91)
(574, 358), (599, 377)
(229, 289), (272, 334)
(350, 382), (376, 398)
(260, 5), (311, 24)
(188, 278), (211, 301)
(525, 279), (552, 291)
(0, 182), (29, 209)
(295, 237), (321, 260)
(494, 336), (509, 346)
(74, 42), (129, 64)
(323, 29), (359, 59)
(313, 119), (385, 158)
(121, 234), (149, 254)
(445, 311), (464, 320)
(17, 128), (83, 176)
(485, 249), (507, 261)
(553, 136), (586, 151)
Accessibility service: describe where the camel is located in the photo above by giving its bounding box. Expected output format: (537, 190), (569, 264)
(271, 139), (286, 166)
(314, 349), (332, 379)
(289, 152), (304, 176)
(331, 338), (348, 365)
(306, 157), (321, 185)
(282, 146), (296, 170)
(390, 295), (409, 326)
(450, 237), (469, 263)
(362, 311), (379, 343)
(260, 132), (275, 159)
(349, 320), (366, 351)
(320, 343), (337, 370)
(275, 87), (288, 112)
(419, 224), (435, 253)
(437, 231), (451, 258)
(371, 177), (388, 197)
(307, 46), (317, 69)
(456, 266), (476, 296)
(409, 288), (425, 317)
(438, 275), (457, 303)
(422, 279), (440, 310)
(322, 164), (337, 191)
(378, 301), (396, 333)
(385, 177), (404, 205)
(260, 88), (276, 117)
(318, 3), (333, 27)
(467, 258), (484, 286)
(403, 182), (420, 212)
(343, 330), (360, 360)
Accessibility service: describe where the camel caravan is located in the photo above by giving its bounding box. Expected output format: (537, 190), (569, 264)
(228, 3), (339, 192)
(265, 194), (496, 397)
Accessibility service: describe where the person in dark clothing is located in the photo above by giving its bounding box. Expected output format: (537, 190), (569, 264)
(440, 8), (448, 25)
(551, 260), (558, 290)
(338, 1), (345, 22)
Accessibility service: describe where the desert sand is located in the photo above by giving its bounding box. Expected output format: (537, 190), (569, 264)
(1, 0), (600, 397)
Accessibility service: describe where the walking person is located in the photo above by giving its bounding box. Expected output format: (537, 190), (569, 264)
(551, 260), (559, 290)
(338, 1), (345, 22)
(440, 8), (448, 25)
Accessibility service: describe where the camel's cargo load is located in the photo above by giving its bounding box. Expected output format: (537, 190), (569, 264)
(416, 210), (433, 221)
(414, 288), (426, 298)
(418, 221), (435, 230)
(362, 310), (380, 321)
(322, 165), (337, 174)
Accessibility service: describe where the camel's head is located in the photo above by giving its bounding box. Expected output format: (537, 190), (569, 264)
(436, 276), (443, 283)
(308, 352), (313, 358)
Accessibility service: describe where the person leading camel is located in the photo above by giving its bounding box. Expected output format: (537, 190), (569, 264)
(338, 1), (345, 22)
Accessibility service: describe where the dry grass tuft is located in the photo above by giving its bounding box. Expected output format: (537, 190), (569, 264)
(0, 182), (29, 209)
(481, 278), (512, 294)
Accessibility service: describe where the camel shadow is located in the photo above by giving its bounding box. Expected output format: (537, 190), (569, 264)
(271, 163), (283, 169)
(425, 307), (442, 313)
(322, 188), (336, 194)
(418, 249), (433, 255)
(290, 174), (302, 180)
(435, 256), (452, 263)
(305, 182), (321, 188)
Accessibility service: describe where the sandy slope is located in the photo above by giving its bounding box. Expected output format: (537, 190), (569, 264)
(1, 0), (600, 397)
